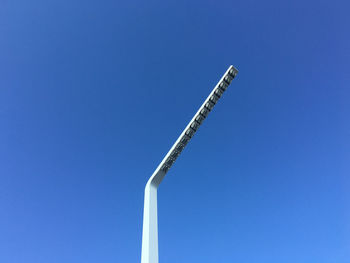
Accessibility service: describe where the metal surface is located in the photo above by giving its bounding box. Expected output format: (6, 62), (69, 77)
(141, 65), (238, 263)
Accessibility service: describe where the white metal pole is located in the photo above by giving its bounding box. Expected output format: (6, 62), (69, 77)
(141, 171), (164, 263)
(141, 65), (238, 263)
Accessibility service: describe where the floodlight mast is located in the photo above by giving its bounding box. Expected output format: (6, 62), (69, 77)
(141, 65), (238, 263)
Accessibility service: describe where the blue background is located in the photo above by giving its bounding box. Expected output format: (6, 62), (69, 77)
(1, 0), (349, 262)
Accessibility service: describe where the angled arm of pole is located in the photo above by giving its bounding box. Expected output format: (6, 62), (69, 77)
(141, 65), (238, 263)
(148, 65), (238, 187)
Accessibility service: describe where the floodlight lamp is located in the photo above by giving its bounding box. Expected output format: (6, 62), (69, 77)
(141, 65), (238, 263)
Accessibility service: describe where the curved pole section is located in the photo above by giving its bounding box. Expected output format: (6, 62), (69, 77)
(141, 170), (165, 263)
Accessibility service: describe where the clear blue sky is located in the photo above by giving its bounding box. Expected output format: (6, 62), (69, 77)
(1, 0), (349, 262)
